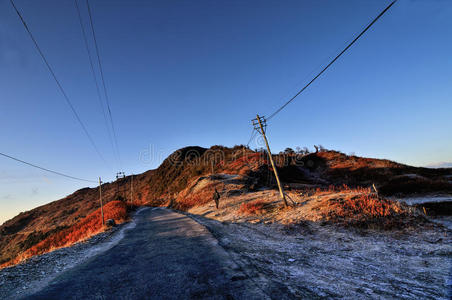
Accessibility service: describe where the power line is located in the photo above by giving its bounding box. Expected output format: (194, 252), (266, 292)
(246, 128), (258, 148)
(0, 152), (97, 183)
(85, 0), (122, 170)
(266, 0), (397, 121)
(74, 0), (117, 169)
(9, 0), (108, 166)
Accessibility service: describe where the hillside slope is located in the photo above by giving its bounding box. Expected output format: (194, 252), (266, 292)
(1, 145), (451, 267)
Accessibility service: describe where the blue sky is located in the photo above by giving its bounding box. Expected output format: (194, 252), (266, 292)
(1, 0), (451, 224)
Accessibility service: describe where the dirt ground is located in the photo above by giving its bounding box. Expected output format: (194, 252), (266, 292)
(184, 179), (451, 299)
(187, 211), (451, 299)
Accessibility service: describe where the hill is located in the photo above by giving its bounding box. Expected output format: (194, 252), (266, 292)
(1, 145), (451, 267)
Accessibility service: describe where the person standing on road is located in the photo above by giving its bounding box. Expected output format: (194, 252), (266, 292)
(213, 188), (220, 209)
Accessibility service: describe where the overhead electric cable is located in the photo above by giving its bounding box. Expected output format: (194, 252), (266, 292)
(0, 152), (97, 183)
(9, 0), (108, 166)
(74, 0), (116, 168)
(246, 129), (258, 148)
(266, 0), (397, 121)
(85, 0), (122, 170)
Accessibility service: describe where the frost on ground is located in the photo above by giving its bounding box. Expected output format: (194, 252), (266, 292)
(182, 176), (452, 298)
(0, 207), (149, 300)
(1, 201), (450, 299)
(189, 213), (452, 299)
(397, 195), (452, 206)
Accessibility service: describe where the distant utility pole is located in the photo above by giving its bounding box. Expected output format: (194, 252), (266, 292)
(116, 172), (125, 200)
(99, 177), (104, 226)
(130, 174), (134, 204)
(252, 114), (288, 207)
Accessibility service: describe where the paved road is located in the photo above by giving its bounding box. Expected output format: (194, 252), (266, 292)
(25, 208), (267, 299)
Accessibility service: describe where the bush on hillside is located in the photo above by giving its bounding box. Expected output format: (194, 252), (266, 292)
(311, 185), (419, 229)
(14, 201), (129, 264)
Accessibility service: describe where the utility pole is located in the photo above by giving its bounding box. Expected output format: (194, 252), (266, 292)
(116, 172), (120, 199)
(252, 114), (288, 207)
(130, 174), (134, 204)
(116, 171), (125, 201)
(99, 177), (104, 226)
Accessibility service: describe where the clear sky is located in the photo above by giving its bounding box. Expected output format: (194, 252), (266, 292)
(1, 0), (451, 224)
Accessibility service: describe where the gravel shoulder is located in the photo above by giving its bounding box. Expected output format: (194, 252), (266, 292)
(185, 211), (452, 299)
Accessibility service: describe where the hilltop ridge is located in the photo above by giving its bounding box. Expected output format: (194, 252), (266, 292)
(1, 145), (451, 267)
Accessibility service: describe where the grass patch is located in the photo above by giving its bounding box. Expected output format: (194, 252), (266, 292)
(310, 185), (422, 229)
(5, 201), (130, 267)
(239, 200), (267, 215)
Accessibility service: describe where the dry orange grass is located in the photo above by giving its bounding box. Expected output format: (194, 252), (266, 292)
(176, 182), (218, 211)
(311, 184), (370, 195)
(326, 194), (404, 219)
(176, 196), (207, 211)
(309, 185), (412, 228)
(6, 201), (129, 266)
(316, 151), (401, 171)
(221, 152), (267, 175)
(239, 200), (266, 215)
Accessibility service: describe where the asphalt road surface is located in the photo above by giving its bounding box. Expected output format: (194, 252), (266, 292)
(25, 208), (268, 299)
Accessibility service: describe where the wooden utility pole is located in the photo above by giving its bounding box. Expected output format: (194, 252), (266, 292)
(116, 171), (125, 201)
(99, 177), (104, 226)
(130, 174), (134, 204)
(253, 114), (288, 207)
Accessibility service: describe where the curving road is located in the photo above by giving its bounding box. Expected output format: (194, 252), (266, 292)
(25, 208), (268, 299)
